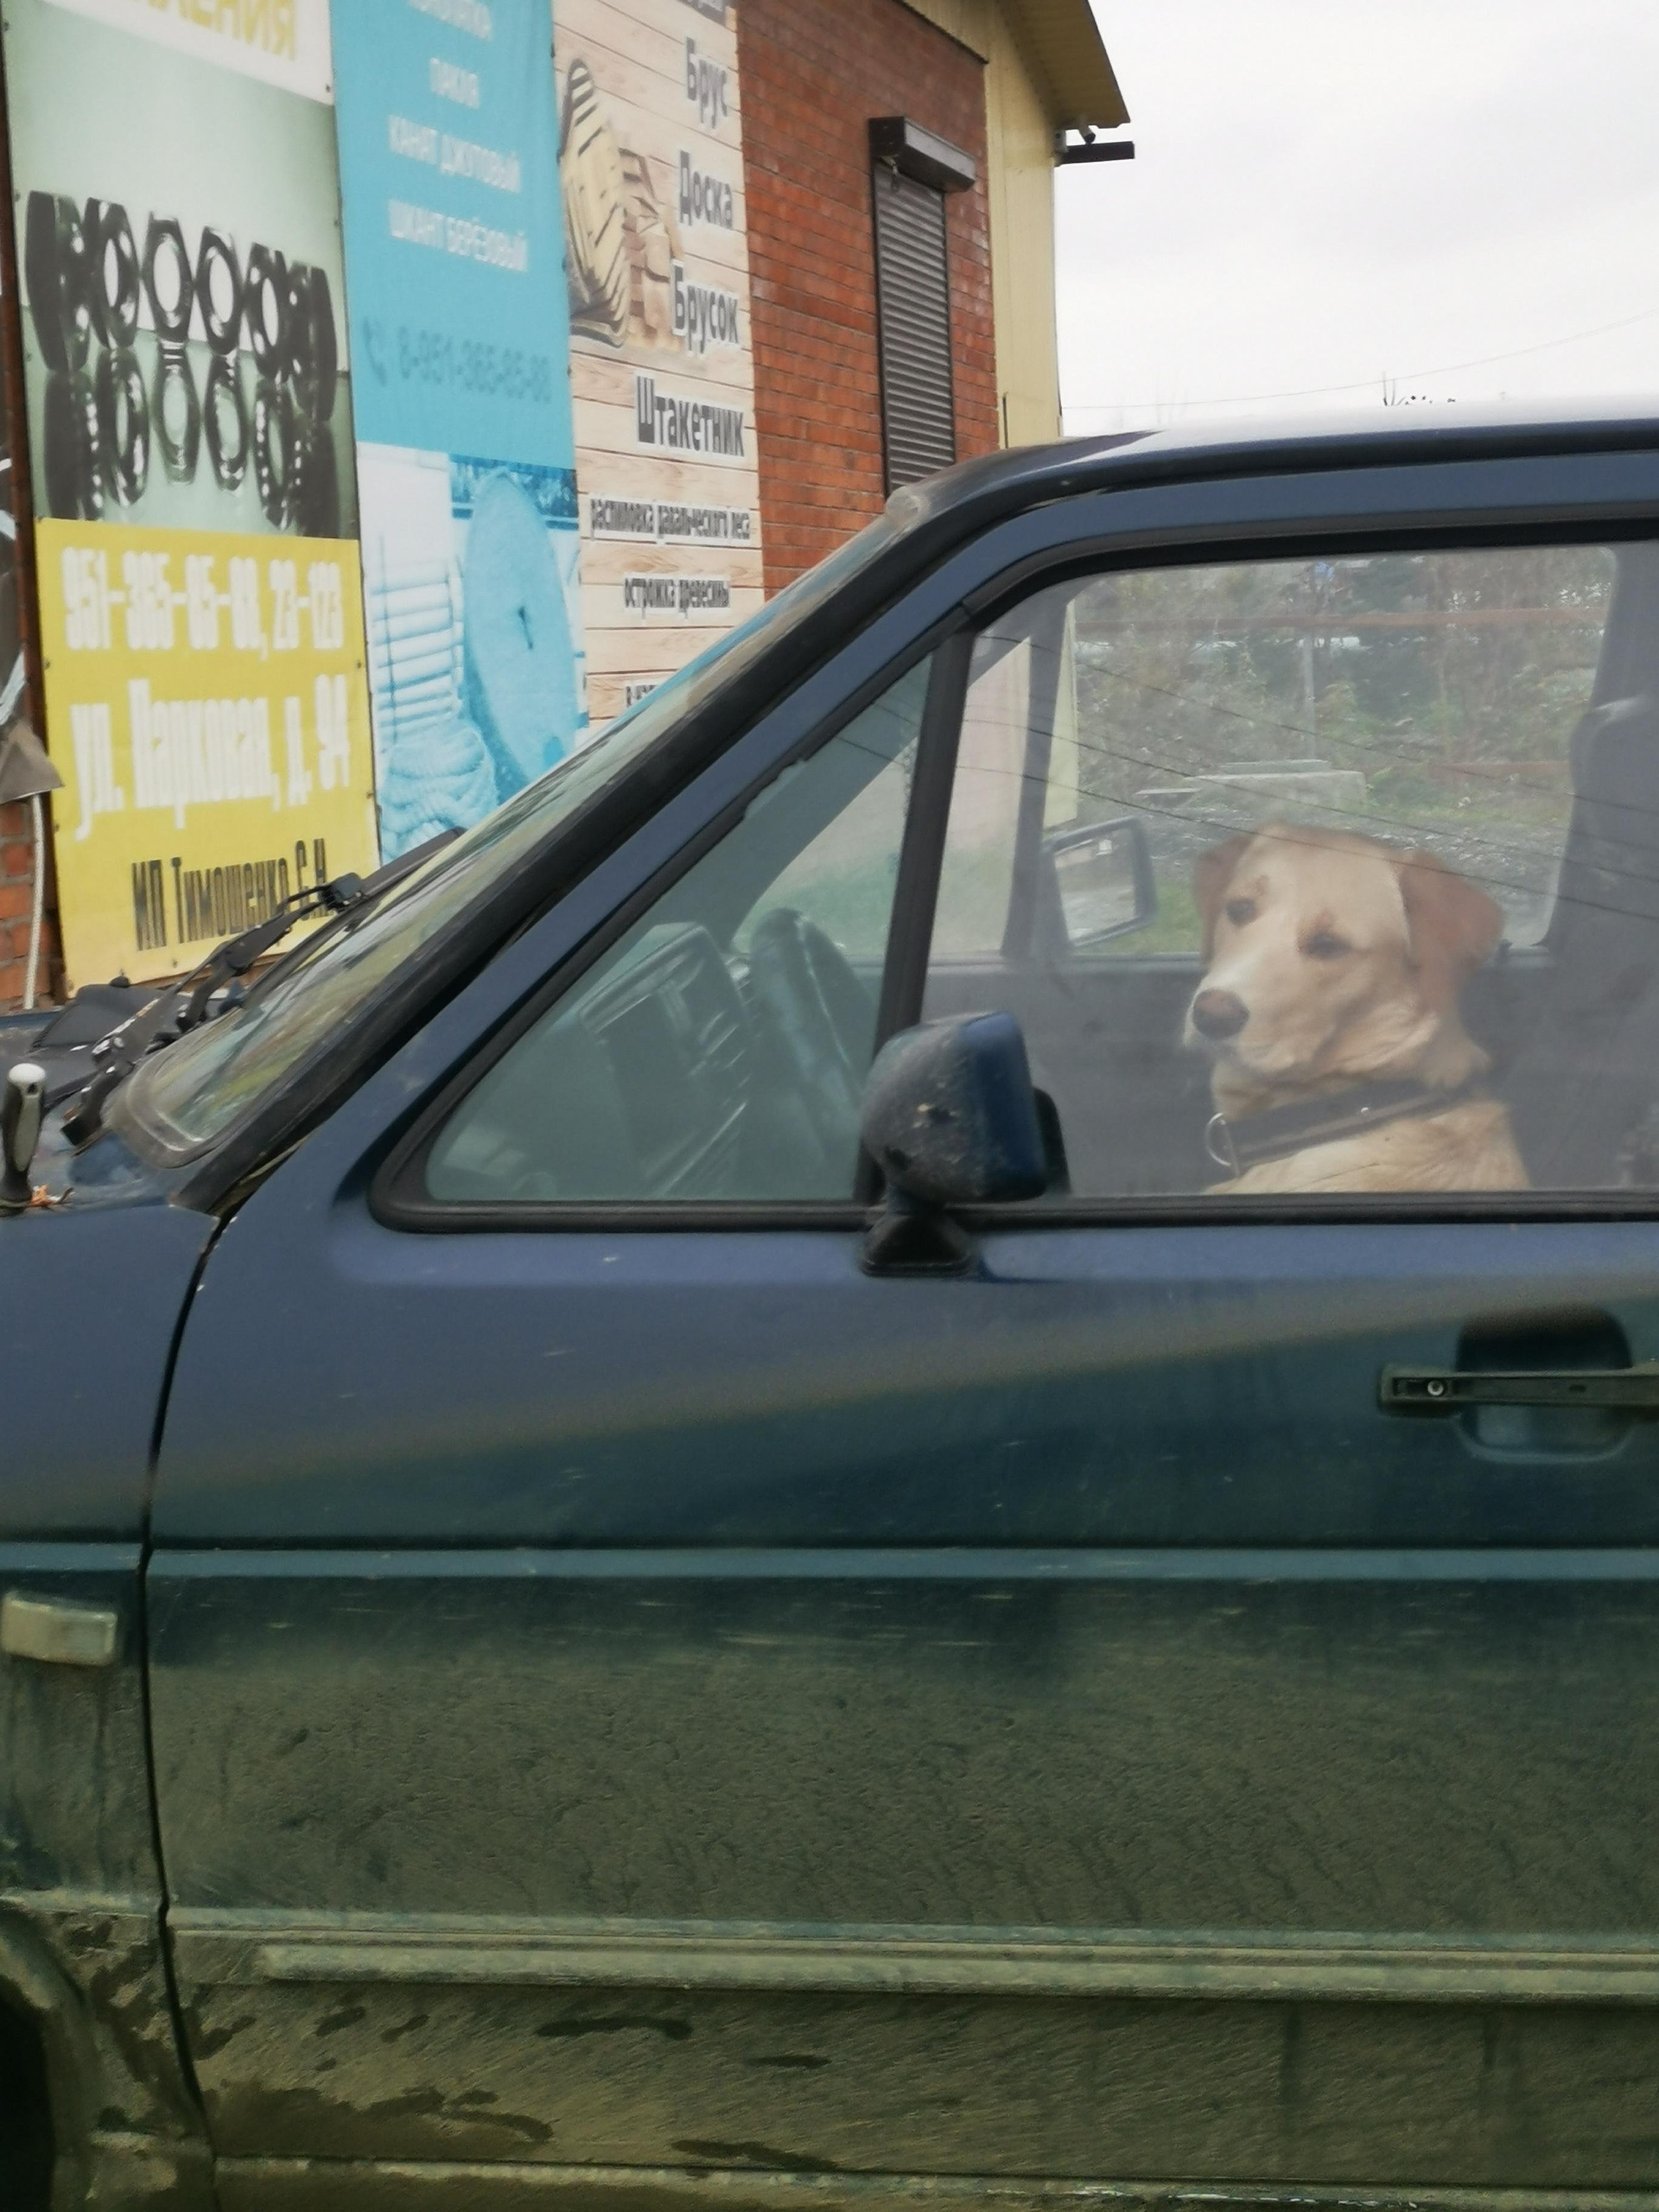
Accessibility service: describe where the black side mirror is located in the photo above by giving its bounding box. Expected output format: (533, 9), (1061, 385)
(860, 1013), (1048, 1274)
(1039, 816), (1156, 953)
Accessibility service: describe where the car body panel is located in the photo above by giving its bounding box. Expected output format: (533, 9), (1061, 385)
(0, 1198), (213, 1538)
(0, 1198), (218, 2202)
(150, 1217), (1659, 2177)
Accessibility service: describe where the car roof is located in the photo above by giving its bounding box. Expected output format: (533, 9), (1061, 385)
(887, 395), (1659, 549)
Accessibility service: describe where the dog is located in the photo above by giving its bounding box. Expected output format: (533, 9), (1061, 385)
(1185, 824), (1529, 1193)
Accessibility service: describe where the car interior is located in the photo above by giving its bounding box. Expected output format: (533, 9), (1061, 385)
(424, 539), (1659, 1209)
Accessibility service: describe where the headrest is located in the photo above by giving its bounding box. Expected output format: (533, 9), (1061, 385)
(1557, 694), (1659, 926)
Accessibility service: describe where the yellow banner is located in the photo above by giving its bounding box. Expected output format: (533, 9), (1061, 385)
(37, 518), (378, 989)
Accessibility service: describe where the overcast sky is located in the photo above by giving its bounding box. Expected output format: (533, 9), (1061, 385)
(1059, 0), (1659, 432)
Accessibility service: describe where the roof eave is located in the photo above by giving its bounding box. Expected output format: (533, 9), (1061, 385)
(1002, 0), (1128, 130)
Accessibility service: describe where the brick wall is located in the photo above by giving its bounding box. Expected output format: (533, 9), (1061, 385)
(0, 799), (56, 1009)
(737, 0), (997, 596)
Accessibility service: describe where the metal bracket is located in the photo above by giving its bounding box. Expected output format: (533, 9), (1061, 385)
(0, 1589), (118, 1666)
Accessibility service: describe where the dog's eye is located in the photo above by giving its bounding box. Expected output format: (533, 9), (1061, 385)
(1224, 898), (1256, 926)
(1304, 931), (1351, 961)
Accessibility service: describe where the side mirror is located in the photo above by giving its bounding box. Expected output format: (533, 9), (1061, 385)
(860, 1013), (1048, 1274)
(1040, 816), (1155, 952)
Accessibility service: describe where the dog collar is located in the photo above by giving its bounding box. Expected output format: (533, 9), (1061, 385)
(1205, 1077), (1484, 1177)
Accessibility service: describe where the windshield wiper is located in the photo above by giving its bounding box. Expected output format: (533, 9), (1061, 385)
(61, 830), (460, 1147)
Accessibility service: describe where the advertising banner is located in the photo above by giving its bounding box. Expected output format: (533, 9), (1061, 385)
(332, 0), (587, 859)
(1, 0), (378, 987)
(555, 0), (764, 724)
(38, 518), (374, 985)
(41, 0), (336, 103)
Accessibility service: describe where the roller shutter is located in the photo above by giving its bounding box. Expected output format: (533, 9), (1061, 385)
(871, 162), (955, 492)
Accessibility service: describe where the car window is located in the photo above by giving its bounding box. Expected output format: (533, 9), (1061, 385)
(111, 506), (910, 1165)
(919, 542), (1659, 1199)
(424, 658), (929, 1205)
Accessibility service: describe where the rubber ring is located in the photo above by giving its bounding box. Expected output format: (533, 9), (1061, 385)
(152, 346), (201, 482)
(285, 262), (339, 423)
(42, 370), (103, 520)
(243, 244), (289, 376)
(253, 378), (296, 527)
(92, 203), (141, 347)
(23, 193), (64, 371)
(292, 423), (340, 537)
(142, 216), (194, 345)
(95, 347), (149, 506)
(282, 258), (314, 388)
(204, 354), (249, 491)
(194, 227), (243, 355)
(301, 265), (338, 423)
(25, 193), (93, 372)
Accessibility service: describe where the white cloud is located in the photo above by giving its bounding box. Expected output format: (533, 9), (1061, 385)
(1061, 0), (1659, 430)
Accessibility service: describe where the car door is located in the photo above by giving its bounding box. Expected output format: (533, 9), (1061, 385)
(149, 457), (1659, 2194)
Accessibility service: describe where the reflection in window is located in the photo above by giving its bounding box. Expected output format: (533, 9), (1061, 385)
(427, 658), (930, 1205)
(924, 544), (1659, 1200)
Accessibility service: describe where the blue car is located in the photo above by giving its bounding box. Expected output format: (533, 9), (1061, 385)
(10, 405), (1659, 2205)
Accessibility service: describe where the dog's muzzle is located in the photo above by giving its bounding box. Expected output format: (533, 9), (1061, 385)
(1190, 988), (1248, 1042)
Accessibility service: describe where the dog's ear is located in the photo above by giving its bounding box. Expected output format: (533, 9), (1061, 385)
(1193, 833), (1255, 958)
(1397, 849), (1503, 1003)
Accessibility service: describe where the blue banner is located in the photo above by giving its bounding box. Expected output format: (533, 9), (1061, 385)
(332, 0), (585, 856)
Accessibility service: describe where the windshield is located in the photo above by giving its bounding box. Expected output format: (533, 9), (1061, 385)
(111, 508), (902, 1164)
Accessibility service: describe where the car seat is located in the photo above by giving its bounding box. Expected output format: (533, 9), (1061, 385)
(1504, 694), (1659, 1186)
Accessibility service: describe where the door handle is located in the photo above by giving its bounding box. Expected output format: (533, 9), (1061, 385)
(1381, 1363), (1659, 1414)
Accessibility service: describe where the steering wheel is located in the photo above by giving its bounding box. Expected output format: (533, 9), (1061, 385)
(747, 907), (874, 1160)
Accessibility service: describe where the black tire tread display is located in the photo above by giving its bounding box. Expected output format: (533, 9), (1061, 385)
(29, 189), (340, 530)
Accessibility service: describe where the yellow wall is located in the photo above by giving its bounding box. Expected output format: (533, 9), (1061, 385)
(901, 0), (1064, 446)
(983, 4), (1064, 444)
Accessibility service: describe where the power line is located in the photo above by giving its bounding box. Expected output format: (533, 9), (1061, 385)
(1066, 302), (1659, 421)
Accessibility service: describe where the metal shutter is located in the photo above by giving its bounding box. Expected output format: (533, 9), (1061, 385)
(871, 163), (955, 491)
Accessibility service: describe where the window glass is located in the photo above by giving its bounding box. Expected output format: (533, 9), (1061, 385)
(111, 500), (910, 1165)
(426, 658), (929, 1205)
(923, 543), (1657, 1199)
(930, 634), (1027, 957)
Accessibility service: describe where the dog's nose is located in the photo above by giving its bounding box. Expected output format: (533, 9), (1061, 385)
(1191, 988), (1249, 1040)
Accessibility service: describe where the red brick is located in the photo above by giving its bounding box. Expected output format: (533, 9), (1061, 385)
(739, 0), (998, 597)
